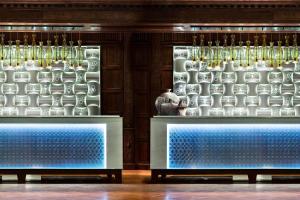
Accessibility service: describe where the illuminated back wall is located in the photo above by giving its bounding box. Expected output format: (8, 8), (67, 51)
(173, 45), (300, 117)
(0, 41), (100, 117)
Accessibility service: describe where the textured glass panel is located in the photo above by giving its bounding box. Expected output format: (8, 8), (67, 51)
(186, 84), (200, 95)
(87, 59), (99, 72)
(222, 72), (236, 83)
(0, 46), (100, 116)
(13, 95), (30, 106)
(198, 72), (212, 83)
(52, 70), (63, 84)
(185, 61), (199, 71)
(37, 72), (52, 83)
(1, 83), (18, 94)
(25, 83), (40, 94)
(0, 95), (6, 106)
(168, 124), (300, 169)
(0, 71), (6, 82)
(173, 46), (300, 117)
(13, 72), (31, 82)
(0, 124), (106, 169)
(73, 107), (88, 116)
(174, 82), (186, 96)
(174, 72), (188, 83)
(64, 81), (75, 95)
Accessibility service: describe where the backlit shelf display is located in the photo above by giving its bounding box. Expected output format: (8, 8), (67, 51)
(173, 38), (300, 117)
(0, 34), (100, 116)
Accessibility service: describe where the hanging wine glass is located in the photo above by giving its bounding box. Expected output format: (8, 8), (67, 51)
(53, 34), (59, 64)
(261, 34), (267, 66)
(37, 40), (44, 67)
(61, 33), (69, 63)
(245, 39), (251, 67)
(292, 34), (299, 63)
(253, 35), (259, 65)
(198, 34), (205, 62)
(207, 40), (213, 69)
(269, 41), (275, 67)
(77, 39), (84, 68)
(0, 34), (5, 62)
(23, 34), (29, 64)
(276, 39), (283, 68)
(69, 40), (75, 68)
(230, 34), (237, 63)
(30, 34), (37, 63)
(238, 40), (244, 67)
(15, 39), (21, 67)
(214, 40), (221, 68)
(46, 39), (52, 68)
(284, 35), (290, 64)
(191, 35), (198, 62)
(222, 34), (229, 64)
(7, 40), (13, 67)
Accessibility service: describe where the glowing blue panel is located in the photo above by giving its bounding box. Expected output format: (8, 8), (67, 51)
(0, 124), (106, 169)
(167, 124), (300, 169)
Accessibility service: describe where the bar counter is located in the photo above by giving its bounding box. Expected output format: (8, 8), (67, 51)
(151, 116), (300, 183)
(0, 116), (123, 183)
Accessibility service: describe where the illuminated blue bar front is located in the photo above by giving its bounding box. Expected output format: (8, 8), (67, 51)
(167, 124), (300, 169)
(0, 124), (106, 169)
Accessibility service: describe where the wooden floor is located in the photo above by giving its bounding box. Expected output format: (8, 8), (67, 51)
(1, 170), (300, 200)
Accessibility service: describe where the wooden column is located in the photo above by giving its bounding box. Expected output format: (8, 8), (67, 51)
(123, 33), (135, 169)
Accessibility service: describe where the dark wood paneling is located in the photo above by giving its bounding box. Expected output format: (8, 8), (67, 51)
(135, 117), (150, 140)
(133, 71), (149, 91)
(102, 69), (123, 89)
(0, 1), (300, 34)
(102, 44), (122, 67)
(160, 70), (173, 90)
(132, 45), (150, 67)
(161, 45), (173, 67)
(101, 92), (123, 114)
(135, 141), (150, 169)
(0, 7), (300, 25)
(123, 128), (135, 165)
(101, 39), (124, 115)
(131, 36), (152, 169)
(134, 93), (149, 115)
(122, 33), (135, 169)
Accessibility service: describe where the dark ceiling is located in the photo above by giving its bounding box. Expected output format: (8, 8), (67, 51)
(0, 0), (300, 32)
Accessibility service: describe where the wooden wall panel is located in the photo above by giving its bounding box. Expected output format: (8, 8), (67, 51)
(161, 45), (173, 67)
(135, 141), (150, 168)
(134, 93), (149, 115)
(122, 33), (135, 169)
(123, 128), (135, 167)
(101, 92), (123, 114)
(132, 45), (150, 67)
(135, 117), (150, 140)
(160, 70), (173, 90)
(101, 41), (124, 116)
(131, 34), (152, 169)
(133, 71), (149, 91)
(102, 69), (123, 89)
(102, 44), (122, 67)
